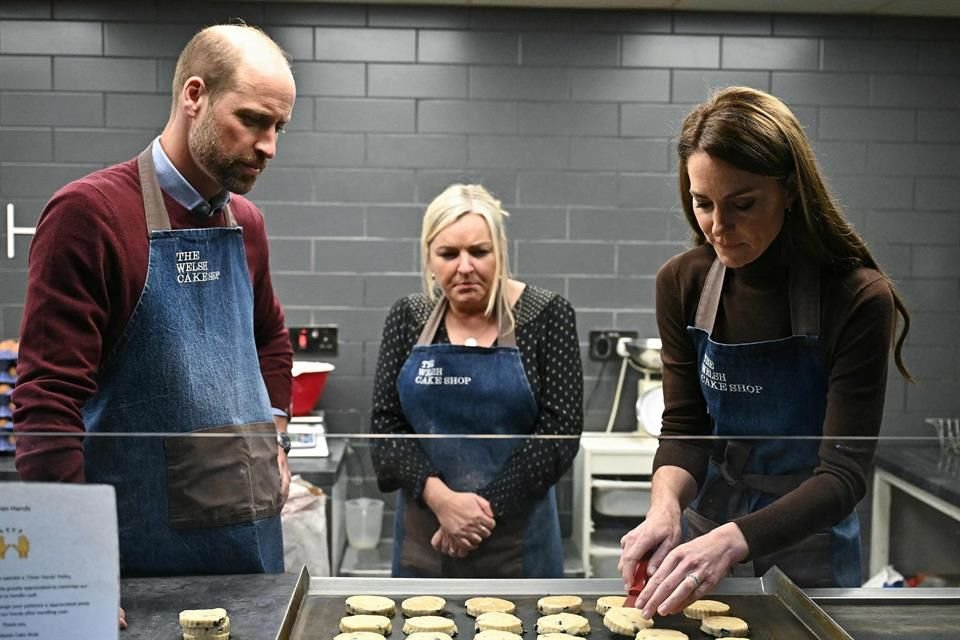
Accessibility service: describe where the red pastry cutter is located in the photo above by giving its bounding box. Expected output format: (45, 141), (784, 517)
(623, 555), (649, 608)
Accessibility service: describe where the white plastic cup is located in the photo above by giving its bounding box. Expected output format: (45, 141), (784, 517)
(344, 497), (384, 550)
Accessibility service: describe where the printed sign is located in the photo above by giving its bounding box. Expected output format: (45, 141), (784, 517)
(0, 483), (119, 640)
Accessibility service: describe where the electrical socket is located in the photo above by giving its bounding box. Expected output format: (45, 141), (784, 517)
(588, 329), (638, 361)
(289, 325), (338, 356)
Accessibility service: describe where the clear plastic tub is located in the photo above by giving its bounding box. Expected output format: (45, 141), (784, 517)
(344, 497), (384, 550)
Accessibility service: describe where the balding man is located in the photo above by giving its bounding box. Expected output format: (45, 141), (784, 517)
(14, 24), (295, 580)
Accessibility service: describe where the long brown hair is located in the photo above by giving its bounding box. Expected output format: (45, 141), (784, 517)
(677, 86), (912, 379)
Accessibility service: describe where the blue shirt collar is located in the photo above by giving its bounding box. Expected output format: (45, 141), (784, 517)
(151, 138), (231, 217)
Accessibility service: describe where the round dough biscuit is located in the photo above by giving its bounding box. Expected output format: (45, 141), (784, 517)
(340, 615), (393, 635)
(700, 615), (749, 638)
(346, 595), (397, 616)
(475, 631), (523, 640)
(475, 612), (523, 634)
(403, 616), (458, 636)
(603, 608), (654, 636)
(538, 633), (584, 640)
(182, 633), (229, 640)
(335, 633), (386, 640)
(635, 631), (689, 640)
(537, 595), (583, 615)
(402, 596), (446, 617)
(682, 599), (730, 620)
(595, 596), (625, 615)
(465, 597), (516, 617)
(181, 617), (230, 635)
(406, 633), (454, 640)
(179, 608), (228, 630)
(535, 613), (590, 636)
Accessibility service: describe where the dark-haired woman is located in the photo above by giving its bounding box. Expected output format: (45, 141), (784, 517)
(620, 86), (911, 618)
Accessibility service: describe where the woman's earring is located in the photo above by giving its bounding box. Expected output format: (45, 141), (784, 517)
(784, 207), (792, 216)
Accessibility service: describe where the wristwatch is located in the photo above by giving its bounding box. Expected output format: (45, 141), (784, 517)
(277, 432), (292, 455)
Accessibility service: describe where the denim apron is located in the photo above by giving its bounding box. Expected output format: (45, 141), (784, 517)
(683, 258), (861, 587)
(392, 298), (563, 577)
(81, 146), (283, 576)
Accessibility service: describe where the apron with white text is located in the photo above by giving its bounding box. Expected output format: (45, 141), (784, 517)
(82, 146), (283, 576)
(392, 298), (563, 577)
(684, 258), (861, 588)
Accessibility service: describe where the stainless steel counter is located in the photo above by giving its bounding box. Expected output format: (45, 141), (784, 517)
(870, 443), (960, 576)
(120, 572), (299, 640)
(811, 588), (960, 640)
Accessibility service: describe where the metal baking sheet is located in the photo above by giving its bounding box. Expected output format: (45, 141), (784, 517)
(279, 567), (852, 640)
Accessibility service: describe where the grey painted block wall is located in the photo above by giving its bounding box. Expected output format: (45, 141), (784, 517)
(1, 5), (959, 449)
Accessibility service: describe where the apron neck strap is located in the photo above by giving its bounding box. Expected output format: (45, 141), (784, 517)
(693, 257), (821, 337)
(693, 258), (725, 333)
(137, 145), (240, 234)
(416, 296), (517, 348)
(789, 264), (820, 337)
(137, 145), (172, 234)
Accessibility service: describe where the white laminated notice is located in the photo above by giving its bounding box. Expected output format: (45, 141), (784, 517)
(0, 483), (119, 640)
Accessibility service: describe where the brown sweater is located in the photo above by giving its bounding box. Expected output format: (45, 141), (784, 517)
(653, 234), (895, 560)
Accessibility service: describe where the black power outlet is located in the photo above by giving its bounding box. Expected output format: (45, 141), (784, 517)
(290, 325), (338, 356)
(588, 329), (638, 361)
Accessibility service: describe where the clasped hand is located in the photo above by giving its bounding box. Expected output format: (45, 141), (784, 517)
(430, 490), (496, 557)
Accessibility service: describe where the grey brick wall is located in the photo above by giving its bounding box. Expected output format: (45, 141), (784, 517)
(1, 3), (958, 497)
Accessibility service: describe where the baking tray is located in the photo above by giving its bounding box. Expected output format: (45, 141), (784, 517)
(278, 567), (851, 640)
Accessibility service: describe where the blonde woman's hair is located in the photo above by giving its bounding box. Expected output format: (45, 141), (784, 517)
(420, 184), (515, 331)
(677, 86), (912, 379)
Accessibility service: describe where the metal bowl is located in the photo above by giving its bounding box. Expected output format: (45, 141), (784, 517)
(625, 337), (662, 370)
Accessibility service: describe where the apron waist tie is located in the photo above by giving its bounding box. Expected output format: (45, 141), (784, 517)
(716, 440), (811, 497)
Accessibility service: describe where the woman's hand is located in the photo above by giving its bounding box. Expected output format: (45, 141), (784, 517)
(634, 522), (749, 620)
(422, 477), (496, 547)
(435, 491), (495, 544)
(431, 527), (474, 557)
(620, 466), (697, 590)
(619, 504), (683, 591)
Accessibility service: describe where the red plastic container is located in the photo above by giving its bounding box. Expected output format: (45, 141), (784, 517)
(290, 361), (335, 416)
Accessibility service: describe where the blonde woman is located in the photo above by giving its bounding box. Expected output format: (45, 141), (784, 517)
(620, 86), (912, 617)
(371, 184), (583, 578)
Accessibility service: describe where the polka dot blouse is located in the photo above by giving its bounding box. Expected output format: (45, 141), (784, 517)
(370, 285), (584, 519)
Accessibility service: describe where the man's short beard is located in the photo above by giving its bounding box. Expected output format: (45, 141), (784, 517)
(189, 107), (257, 195)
